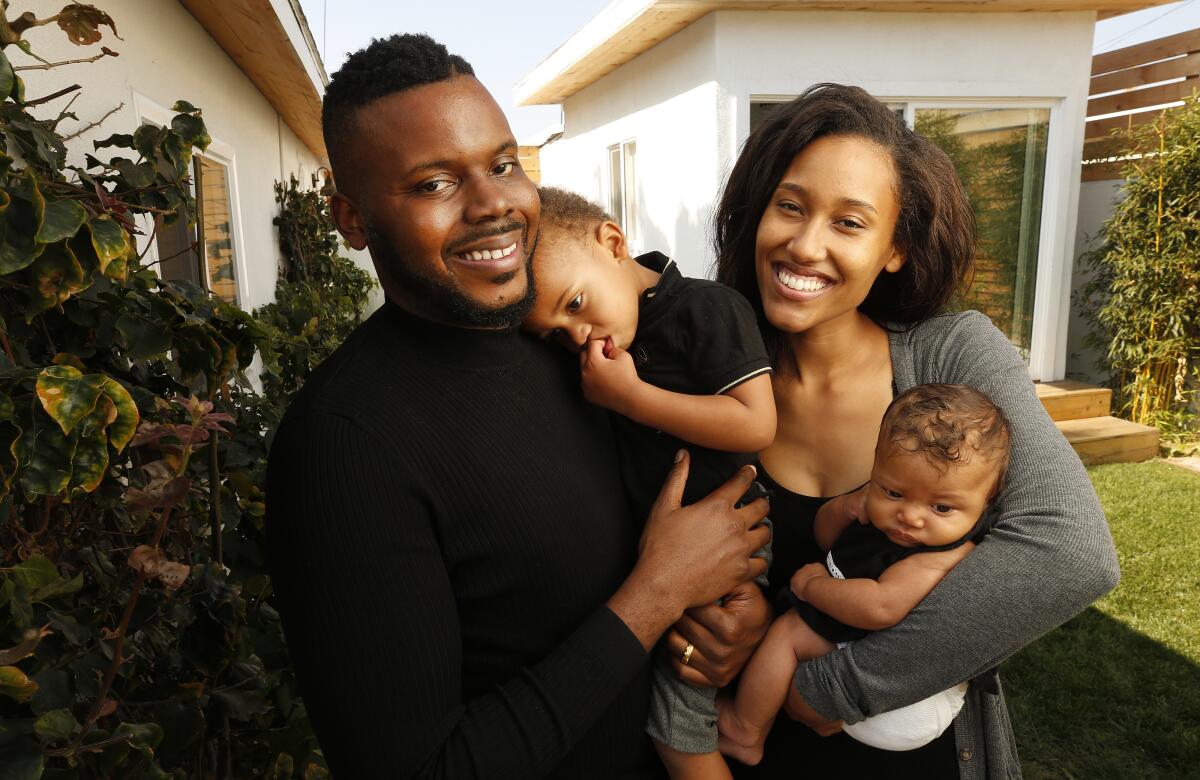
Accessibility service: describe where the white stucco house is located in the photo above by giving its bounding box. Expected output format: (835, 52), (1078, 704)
(517, 0), (1166, 382)
(9, 0), (373, 313)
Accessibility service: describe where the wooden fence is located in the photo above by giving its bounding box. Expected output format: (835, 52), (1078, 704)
(1083, 27), (1200, 180)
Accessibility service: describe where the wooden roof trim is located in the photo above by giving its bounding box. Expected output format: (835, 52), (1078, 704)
(515, 0), (1172, 106)
(180, 0), (328, 162)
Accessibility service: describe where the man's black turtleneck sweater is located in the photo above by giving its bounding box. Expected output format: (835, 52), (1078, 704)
(265, 302), (661, 778)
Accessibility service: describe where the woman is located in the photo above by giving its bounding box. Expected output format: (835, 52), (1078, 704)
(708, 84), (1120, 776)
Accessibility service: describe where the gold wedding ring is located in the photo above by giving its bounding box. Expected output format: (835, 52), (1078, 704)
(681, 643), (695, 666)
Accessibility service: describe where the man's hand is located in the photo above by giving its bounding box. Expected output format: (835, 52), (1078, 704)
(580, 338), (641, 415)
(790, 562), (829, 601)
(608, 453), (771, 650)
(784, 685), (844, 737)
(664, 581), (771, 687)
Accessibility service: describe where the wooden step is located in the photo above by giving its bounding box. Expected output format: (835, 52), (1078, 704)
(1057, 416), (1160, 466)
(1036, 380), (1112, 421)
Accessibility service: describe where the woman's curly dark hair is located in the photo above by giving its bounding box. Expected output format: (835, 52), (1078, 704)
(714, 84), (976, 363)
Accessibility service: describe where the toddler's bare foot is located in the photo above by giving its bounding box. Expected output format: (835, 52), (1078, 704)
(716, 696), (766, 766)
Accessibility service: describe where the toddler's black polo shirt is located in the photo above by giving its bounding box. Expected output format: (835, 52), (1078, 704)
(616, 251), (771, 513)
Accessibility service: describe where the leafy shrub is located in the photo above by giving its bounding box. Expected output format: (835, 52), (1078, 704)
(254, 175), (374, 403)
(0, 5), (365, 777)
(1078, 97), (1200, 454)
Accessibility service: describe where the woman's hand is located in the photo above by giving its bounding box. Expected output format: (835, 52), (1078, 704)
(608, 452), (771, 650)
(790, 562), (829, 601)
(784, 685), (844, 736)
(664, 581), (771, 687)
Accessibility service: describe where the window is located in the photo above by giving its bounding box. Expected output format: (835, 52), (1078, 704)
(607, 140), (637, 240)
(748, 97), (1052, 361)
(913, 107), (1050, 360)
(154, 155), (240, 305)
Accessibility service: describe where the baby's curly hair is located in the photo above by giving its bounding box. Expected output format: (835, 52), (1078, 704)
(880, 384), (1011, 496)
(537, 187), (614, 246)
(322, 33), (474, 181)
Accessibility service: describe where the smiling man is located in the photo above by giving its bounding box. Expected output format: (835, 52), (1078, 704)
(264, 34), (772, 778)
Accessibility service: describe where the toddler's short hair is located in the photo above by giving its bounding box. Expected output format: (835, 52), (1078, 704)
(538, 186), (613, 243)
(880, 384), (1011, 496)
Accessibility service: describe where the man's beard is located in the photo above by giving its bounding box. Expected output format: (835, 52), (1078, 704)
(366, 223), (536, 329)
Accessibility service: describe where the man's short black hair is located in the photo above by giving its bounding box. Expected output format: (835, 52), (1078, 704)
(322, 33), (475, 182)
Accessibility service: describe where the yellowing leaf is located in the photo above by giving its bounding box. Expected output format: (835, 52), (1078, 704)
(128, 545), (190, 589)
(0, 665), (37, 702)
(85, 216), (130, 275)
(36, 365), (101, 436)
(98, 377), (138, 452)
(26, 241), (89, 320)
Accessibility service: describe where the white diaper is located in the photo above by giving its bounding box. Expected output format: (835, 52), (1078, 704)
(842, 682), (968, 751)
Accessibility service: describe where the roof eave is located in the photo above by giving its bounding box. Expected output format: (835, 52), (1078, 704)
(179, 0), (328, 162)
(516, 0), (1173, 107)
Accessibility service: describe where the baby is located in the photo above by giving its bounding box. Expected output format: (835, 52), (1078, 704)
(717, 383), (1011, 767)
(523, 187), (776, 778)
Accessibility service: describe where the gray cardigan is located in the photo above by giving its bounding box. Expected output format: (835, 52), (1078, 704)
(792, 311), (1121, 780)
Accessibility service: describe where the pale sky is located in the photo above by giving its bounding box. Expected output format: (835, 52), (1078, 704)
(297, 0), (1200, 141)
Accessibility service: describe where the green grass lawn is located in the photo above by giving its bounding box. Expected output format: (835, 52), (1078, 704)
(1004, 460), (1200, 779)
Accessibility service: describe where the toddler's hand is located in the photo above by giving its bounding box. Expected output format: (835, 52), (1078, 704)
(790, 562), (829, 601)
(580, 337), (641, 414)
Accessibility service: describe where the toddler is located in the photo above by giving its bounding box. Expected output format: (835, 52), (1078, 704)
(717, 383), (1011, 767)
(523, 187), (776, 778)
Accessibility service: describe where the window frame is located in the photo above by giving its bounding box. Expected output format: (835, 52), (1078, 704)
(132, 92), (250, 308)
(606, 138), (638, 245)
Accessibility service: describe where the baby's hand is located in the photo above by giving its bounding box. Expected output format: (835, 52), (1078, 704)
(790, 562), (829, 601)
(580, 337), (642, 414)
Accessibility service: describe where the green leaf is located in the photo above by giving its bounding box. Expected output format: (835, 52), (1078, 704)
(67, 415), (108, 495)
(10, 556), (60, 590)
(116, 313), (172, 360)
(132, 123), (165, 160)
(92, 132), (133, 151)
(17, 412), (75, 497)
(114, 721), (162, 751)
(115, 159), (154, 189)
(26, 241), (89, 319)
(0, 231), (40, 275)
(0, 667), (37, 703)
(0, 50), (13, 103)
(0, 736), (43, 780)
(171, 112), (210, 152)
(35, 199), (86, 244)
(36, 365), (101, 436)
(171, 100), (199, 114)
(31, 573), (81, 603)
(84, 216), (129, 275)
(33, 708), (78, 742)
(14, 40), (50, 67)
(163, 131), (192, 179)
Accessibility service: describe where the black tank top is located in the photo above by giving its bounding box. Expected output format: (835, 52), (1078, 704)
(728, 467), (960, 778)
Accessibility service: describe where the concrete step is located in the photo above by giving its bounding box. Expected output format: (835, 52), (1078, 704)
(1036, 380), (1112, 421)
(1057, 415), (1160, 466)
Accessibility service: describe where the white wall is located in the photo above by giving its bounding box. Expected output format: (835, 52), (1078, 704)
(8, 0), (376, 313)
(541, 9), (1097, 379)
(539, 14), (722, 279)
(1066, 177), (1125, 384)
